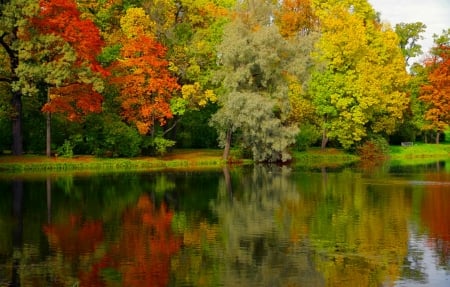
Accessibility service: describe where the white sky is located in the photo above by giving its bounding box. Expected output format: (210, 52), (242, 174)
(368, 0), (450, 62)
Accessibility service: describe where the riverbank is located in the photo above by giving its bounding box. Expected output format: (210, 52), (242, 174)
(1, 144), (449, 172)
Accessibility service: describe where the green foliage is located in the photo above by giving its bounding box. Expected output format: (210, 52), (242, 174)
(56, 140), (74, 158)
(294, 123), (321, 151)
(94, 119), (142, 157)
(148, 136), (176, 156)
(98, 44), (122, 66)
(395, 22), (426, 65)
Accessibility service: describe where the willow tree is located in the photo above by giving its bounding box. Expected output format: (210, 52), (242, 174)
(210, 1), (305, 162)
(309, 0), (410, 149)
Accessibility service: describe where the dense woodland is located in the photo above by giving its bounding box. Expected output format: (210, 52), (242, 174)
(0, 0), (449, 162)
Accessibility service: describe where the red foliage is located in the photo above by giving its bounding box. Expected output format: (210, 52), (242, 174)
(42, 84), (103, 121)
(32, 0), (106, 75)
(421, 173), (450, 263)
(43, 215), (104, 257)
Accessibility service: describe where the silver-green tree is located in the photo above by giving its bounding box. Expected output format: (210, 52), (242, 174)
(210, 4), (308, 162)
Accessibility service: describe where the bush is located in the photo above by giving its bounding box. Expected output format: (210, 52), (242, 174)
(294, 124), (321, 151)
(98, 120), (142, 157)
(142, 135), (175, 156)
(356, 136), (389, 161)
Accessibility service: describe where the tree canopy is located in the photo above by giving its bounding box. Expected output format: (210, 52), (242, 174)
(0, 0), (447, 159)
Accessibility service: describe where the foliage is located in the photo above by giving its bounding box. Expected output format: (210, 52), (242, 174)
(143, 135), (176, 156)
(211, 9), (316, 161)
(310, 0), (410, 149)
(109, 32), (180, 135)
(100, 119), (142, 157)
(356, 136), (389, 161)
(419, 30), (450, 143)
(395, 22), (426, 65)
(294, 123), (321, 151)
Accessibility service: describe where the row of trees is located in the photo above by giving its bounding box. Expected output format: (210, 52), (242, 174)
(0, 0), (449, 161)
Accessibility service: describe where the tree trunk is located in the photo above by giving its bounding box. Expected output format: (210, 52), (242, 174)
(321, 127), (328, 150)
(223, 129), (232, 161)
(46, 112), (51, 157)
(11, 91), (23, 155)
(436, 131), (440, 144)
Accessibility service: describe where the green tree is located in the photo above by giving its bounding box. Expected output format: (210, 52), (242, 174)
(395, 22), (426, 66)
(310, 0), (410, 149)
(210, 12), (301, 162)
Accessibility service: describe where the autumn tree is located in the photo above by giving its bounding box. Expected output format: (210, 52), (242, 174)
(109, 8), (179, 136)
(0, 0), (106, 156)
(274, 0), (318, 38)
(419, 29), (450, 144)
(309, 0), (410, 149)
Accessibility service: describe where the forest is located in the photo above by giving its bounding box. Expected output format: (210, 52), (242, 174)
(0, 0), (449, 162)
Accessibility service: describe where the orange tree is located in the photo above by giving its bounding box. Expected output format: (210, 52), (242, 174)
(108, 8), (180, 138)
(419, 30), (450, 144)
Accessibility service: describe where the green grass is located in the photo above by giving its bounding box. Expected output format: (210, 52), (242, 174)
(388, 143), (450, 166)
(1, 144), (449, 174)
(389, 143), (450, 158)
(292, 148), (360, 168)
(0, 150), (226, 173)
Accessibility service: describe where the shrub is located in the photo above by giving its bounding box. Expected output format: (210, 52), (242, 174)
(294, 124), (321, 151)
(100, 120), (142, 157)
(356, 136), (389, 161)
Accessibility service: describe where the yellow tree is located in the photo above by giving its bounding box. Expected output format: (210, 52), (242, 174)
(310, 0), (410, 149)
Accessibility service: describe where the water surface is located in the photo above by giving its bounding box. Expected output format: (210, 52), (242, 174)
(0, 162), (449, 286)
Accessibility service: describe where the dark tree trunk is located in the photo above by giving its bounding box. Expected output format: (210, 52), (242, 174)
(46, 112), (51, 157)
(11, 91), (23, 155)
(223, 129), (232, 161)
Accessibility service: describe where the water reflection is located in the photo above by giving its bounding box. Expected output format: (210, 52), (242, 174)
(0, 163), (449, 286)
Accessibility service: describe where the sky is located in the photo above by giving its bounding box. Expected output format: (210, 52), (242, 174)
(368, 0), (450, 62)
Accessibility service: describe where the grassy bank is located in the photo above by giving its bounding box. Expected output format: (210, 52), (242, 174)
(388, 143), (450, 165)
(1, 144), (449, 173)
(292, 148), (360, 168)
(0, 149), (226, 173)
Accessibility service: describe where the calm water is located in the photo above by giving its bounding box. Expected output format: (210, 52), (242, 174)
(0, 161), (449, 286)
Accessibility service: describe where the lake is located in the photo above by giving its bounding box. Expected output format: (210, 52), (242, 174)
(0, 161), (449, 286)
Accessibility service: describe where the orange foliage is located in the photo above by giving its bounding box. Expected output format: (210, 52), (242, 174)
(275, 0), (318, 38)
(109, 35), (180, 134)
(108, 194), (182, 286)
(419, 45), (450, 134)
(42, 84), (103, 121)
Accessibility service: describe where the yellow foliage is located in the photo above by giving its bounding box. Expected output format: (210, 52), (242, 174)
(120, 7), (155, 38)
(181, 83), (217, 108)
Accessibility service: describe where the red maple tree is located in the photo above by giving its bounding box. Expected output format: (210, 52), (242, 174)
(31, 0), (106, 120)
